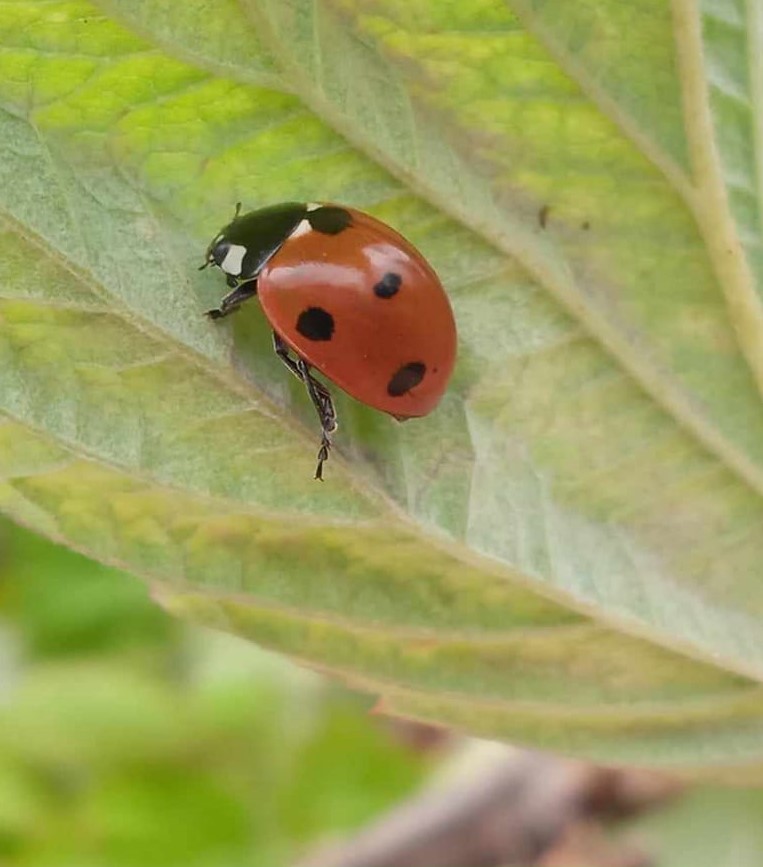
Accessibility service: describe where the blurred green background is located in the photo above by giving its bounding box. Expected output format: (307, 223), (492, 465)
(0, 517), (427, 867)
(2, 517), (763, 867)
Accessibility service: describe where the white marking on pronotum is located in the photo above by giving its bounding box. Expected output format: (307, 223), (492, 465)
(220, 244), (247, 275)
(306, 202), (322, 211)
(290, 218), (313, 239)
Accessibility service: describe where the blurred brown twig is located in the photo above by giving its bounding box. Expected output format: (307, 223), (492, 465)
(297, 731), (682, 867)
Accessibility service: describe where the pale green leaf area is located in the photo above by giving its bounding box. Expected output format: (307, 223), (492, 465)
(2, 0), (763, 771)
(632, 787), (763, 867)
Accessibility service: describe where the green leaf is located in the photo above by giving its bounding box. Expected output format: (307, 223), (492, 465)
(2, 0), (763, 771)
(632, 786), (763, 867)
(0, 518), (175, 656)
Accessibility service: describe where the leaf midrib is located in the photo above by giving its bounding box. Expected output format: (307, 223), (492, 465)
(672, 0), (763, 402)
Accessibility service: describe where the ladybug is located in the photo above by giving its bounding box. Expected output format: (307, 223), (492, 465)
(200, 202), (457, 479)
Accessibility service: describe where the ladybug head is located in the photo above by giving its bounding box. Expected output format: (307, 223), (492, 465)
(200, 233), (228, 268)
(199, 203), (244, 286)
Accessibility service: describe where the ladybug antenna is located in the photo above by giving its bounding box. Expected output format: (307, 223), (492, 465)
(234, 202), (242, 219)
(198, 260), (210, 271)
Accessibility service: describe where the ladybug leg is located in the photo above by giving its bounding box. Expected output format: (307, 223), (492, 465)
(272, 333), (337, 480)
(272, 331), (303, 380)
(297, 358), (337, 481)
(205, 279), (258, 319)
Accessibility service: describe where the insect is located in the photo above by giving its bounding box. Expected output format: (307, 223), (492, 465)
(200, 202), (457, 479)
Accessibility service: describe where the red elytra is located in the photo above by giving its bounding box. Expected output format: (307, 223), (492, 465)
(201, 202), (457, 477)
(259, 208), (456, 417)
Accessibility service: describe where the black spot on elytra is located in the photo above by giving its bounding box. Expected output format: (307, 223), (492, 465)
(296, 307), (335, 341)
(307, 206), (353, 235)
(387, 362), (426, 397)
(374, 272), (402, 299)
